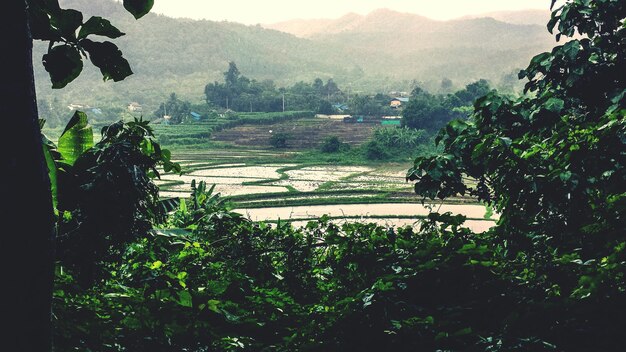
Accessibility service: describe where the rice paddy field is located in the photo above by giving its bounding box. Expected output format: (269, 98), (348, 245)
(158, 148), (498, 233)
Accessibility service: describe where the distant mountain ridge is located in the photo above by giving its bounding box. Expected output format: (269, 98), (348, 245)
(264, 8), (551, 38)
(35, 1), (556, 113)
(461, 9), (551, 26)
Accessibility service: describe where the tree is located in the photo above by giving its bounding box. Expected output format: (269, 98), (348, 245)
(269, 132), (289, 148)
(154, 93), (191, 124)
(224, 61), (241, 87)
(317, 99), (334, 115)
(323, 79), (341, 98)
(312, 78), (324, 94)
(407, 0), (625, 347)
(349, 94), (382, 116)
(319, 135), (344, 153)
(402, 90), (455, 132)
(1, 1), (153, 350)
(453, 79), (491, 106)
(440, 77), (453, 93)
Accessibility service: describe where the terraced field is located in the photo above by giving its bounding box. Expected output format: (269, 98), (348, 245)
(210, 118), (379, 149)
(158, 150), (497, 233)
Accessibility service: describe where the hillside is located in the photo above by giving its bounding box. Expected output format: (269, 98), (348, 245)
(34, 1), (556, 116)
(463, 9), (551, 26)
(35, 0), (358, 112)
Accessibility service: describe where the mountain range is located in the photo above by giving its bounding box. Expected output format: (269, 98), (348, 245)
(263, 9), (551, 37)
(34, 0), (557, 114)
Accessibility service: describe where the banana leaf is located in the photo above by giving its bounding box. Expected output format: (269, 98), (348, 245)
(57, 111), (94, 166)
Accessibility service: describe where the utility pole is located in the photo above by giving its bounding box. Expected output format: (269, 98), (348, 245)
(282, 93), (285, 112)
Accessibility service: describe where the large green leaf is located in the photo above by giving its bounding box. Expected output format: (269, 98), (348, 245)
(49, 8), (83, 40)
(78, 16), (125, 39)
(42, 44), (83, 89)
(40, 119), (60, 211)
(123, 0), (154, 19)
(42, 141), (59, 212)
(81, 39), (133, 82)
(28, 2), (61, 41)
(58, 111), (94, 166)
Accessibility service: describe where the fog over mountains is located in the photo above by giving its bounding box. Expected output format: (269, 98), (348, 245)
(35, 0), (556, 110)
(264, 9), (551, 37)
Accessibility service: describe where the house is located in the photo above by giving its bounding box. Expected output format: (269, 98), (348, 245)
(332, 103), (349, 113)
(127, 102), (143, 112)
(390, 97), (409, 109)
(67, 103), (89, 111)
(190, 111), (202, 121)
(381, 119), (401, 126)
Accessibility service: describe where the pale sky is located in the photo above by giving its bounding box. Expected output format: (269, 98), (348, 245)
(151, 0), (551, 24)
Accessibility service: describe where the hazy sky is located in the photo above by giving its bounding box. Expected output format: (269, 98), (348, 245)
(151, 0), (551, 24)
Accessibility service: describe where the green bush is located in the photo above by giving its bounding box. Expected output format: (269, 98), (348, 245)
(269, 132), (289, 148)
(319, 135), (345, 153)
(373, 126), (427, 149)
(364, 140), (388, 160)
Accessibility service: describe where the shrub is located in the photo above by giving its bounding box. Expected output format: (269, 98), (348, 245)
(373, 126), (427, 149)
(269, 132), (289, 148)
(319, 135), (344, 153)
(364, 140), (388, 160)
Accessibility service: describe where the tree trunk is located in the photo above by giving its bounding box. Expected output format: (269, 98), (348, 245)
(0, 1), (55, 351)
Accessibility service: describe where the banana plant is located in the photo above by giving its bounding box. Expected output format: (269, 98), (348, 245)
(41, 112), (180, 215)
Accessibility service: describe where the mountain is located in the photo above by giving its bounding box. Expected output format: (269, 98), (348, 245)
(35, 0), (361, 110)
(34, 1), (556, 115)
(265, 9), (437, 38)
(462, 9), (551, 26)
(264, 9), (554, 89)
(265, 8), (550, 37)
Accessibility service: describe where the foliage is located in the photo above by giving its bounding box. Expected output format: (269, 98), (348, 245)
(28, 0), (153, 88)
(372, 126), (427, 149)
(54, 187), (520, 351)
(45, 114), (180, 285)
(56, 110), (94, 166)
(205, 62), (345, 113)
(364, 140), (388, 160)
(54, 188), (623, 351)
(348, 93), (394, 116)
(407, 0), (626, 348)
(317, 99), (335, 115)
(319, 135), (347, 153)
(153, 93), (192, 124)
(402, 80), (493, 132)
(269, 132), (290, 148)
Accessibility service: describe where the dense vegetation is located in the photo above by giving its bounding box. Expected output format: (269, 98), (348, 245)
(402, 80), (492, 132)
(20, 0), (626, 351)
(205, 62), (344, 114)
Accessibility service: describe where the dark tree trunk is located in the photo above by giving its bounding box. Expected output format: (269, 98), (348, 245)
(0, 1), (55, 351)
